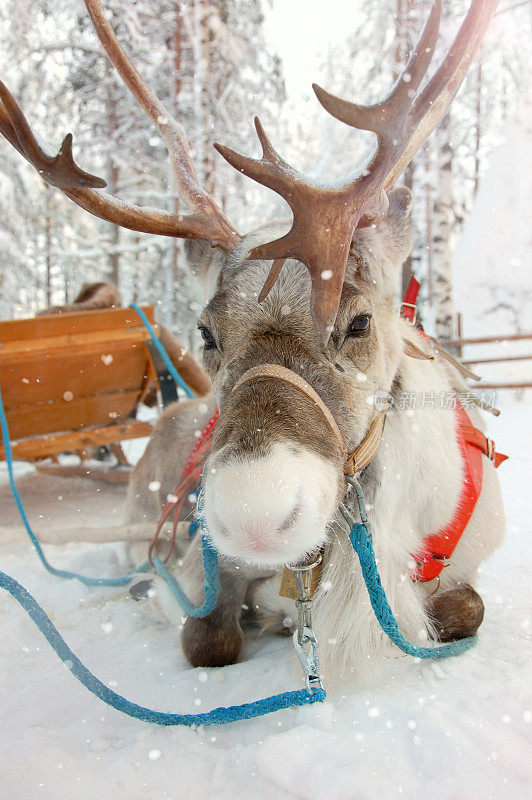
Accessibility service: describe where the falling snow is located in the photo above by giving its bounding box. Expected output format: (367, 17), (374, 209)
(0, 398), (530, 799)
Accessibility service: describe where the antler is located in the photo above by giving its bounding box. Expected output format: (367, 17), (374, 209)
(314, 0), (499, 193)
(0, 0), (239, 249)
(214, 118), (372, 342)
(0, 80), (106, 189)
(216, 0), (498, 345)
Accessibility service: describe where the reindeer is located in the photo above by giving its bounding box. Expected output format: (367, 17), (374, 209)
(0, 0), (505, 678)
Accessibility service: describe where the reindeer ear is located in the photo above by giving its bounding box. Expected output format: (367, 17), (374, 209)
(384, 186), (413, 256)
(184, 240), (227, 300)
(349, 186), (413, 295)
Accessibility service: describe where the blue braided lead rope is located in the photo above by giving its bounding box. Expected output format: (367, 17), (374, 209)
(150, 487), (219, 617)
(349, 522), (476, 658)
(152, 537), (219, 618)
(128, 303), (194, 399)
(0, 381), (152, 587)
(0, 571), (325, 726)
(0, 379), (217, 617)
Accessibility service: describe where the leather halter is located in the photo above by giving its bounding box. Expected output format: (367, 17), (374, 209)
(233, 363), (386, 477)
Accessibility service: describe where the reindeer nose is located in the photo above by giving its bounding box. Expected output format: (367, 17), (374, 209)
(202, 441), (339, 566)
(215, 498), (302, 552)
(207, 458), (302, 549)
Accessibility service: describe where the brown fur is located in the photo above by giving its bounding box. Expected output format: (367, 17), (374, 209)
(38, 282), (122, 315)
(128, 188), (494, 668)
(427, 584), (485, 642)
(181, 614), (243, 668)
(181, 568), (248, 667)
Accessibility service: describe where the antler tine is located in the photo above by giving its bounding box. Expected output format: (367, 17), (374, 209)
(253, 116), (284, 162)
(386, 0), (499, 189)
(0, 80), (106, 189)
(312, 1), (441, 137)
(0, 2), (239, 249)
(83, 0), (238, 239)
(384, 0), (442, 112)
(214, 117), (305, 207)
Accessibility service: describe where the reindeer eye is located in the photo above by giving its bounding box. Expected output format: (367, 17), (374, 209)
(198, 325), (217, 350)
(347, 314), (371, 336)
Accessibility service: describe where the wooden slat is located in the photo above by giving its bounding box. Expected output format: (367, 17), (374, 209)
(35, 463), (132, 485)
(1, 344), (153, 408)
(0, 419), (154, 461)
(1, 326), (155, 358)
(447, 332), (532, 347)
(471, 382), (532, 390)
(0, 305), (155, 344)
(5, 390), (141, 440)
(462, 354), (532, 366)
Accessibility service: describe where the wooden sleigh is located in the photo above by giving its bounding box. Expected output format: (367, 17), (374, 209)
(0, 305), (209, 483)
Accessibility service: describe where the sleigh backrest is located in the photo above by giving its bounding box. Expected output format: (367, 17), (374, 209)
(0, 306), (157, 460)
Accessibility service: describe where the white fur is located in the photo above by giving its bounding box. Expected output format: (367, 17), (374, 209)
(203, 442), (338, 567)
(132, 219), (506, 683)
(251, 324), (506, 678)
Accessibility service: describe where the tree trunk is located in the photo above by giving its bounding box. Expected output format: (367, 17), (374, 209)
(424, 143), (434, 307)
(105, 61), (120, 287)
(432, 112), (454, 340)
(200, 0), (216, 196)
(473, 50), (483, 198)
(401, 160), (415, 298)
(172, 4), (183, 320)
(44, 188), (52, 306)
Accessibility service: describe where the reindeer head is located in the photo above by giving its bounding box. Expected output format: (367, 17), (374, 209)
(0, 0), (497, 566)
(186, 189), (413, 565)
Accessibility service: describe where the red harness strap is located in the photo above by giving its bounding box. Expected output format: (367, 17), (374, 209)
(400, 276), (420, 323)
(148, 408), (219, 563)
(152, 278), (508, 581)
(400, 276), (507, 582)
(414, 399), (507, 582)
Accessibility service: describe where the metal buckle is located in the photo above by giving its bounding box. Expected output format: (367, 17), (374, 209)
(399, 302), (417, 325)
(285, 553), (323, 574)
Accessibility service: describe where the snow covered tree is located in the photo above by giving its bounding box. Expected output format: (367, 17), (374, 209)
(0, 0), (285, 347)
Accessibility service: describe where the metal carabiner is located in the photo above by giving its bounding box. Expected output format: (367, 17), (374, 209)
(290, 563), (324, 692)
(293, 625), (323, 692)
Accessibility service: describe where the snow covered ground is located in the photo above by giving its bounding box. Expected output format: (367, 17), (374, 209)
(0, 396), (530, 800)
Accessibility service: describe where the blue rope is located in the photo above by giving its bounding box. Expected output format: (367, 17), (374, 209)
(0, 368), (322, 724)
(0, 376), (219, 608)
(0, 571), (325, 725)
(152, 536), (219, 618)
(128, 303), (194, 399)
(149, 489), (219, 618)
(349, 522), (476, 658)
